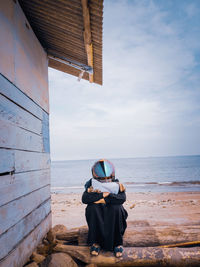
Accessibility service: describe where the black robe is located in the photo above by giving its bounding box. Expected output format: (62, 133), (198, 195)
(82, 179), (128, 251)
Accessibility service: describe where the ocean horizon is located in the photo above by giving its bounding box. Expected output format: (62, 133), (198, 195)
(51, 155), (200, 194)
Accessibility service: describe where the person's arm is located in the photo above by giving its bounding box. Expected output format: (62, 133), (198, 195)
(94, 192), (109, 204)
(82, 190), (104, 204)
(104, 190), (126, 205)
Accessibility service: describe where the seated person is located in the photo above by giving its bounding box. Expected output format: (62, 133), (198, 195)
(82, 159), (128, 257)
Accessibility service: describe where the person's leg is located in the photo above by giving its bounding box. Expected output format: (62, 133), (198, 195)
(85, 203), (105, 251)
(90, 243), (101, 256)
(104, 205), (127, 252)
(114, 245), (123, 257)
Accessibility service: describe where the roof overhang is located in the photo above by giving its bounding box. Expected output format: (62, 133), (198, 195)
(19, 0), (103, 85)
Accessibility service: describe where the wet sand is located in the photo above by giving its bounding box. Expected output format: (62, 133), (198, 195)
(51, 191), (200, 229)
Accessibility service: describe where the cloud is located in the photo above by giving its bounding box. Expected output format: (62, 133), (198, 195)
(49, 0), (200, 160)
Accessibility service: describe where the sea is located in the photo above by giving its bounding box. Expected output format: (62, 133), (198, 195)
(51, 155), (200, 194)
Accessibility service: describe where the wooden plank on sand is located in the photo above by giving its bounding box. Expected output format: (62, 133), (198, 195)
(57, 223), (200, 247)
(53, 244), (200, 266)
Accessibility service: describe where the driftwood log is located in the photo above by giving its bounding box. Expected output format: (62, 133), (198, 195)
(53, 244), (200, 266)
(56, 221), (200, 247)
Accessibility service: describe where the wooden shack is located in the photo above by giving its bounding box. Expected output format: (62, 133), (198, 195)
(0, 0), (103, 266)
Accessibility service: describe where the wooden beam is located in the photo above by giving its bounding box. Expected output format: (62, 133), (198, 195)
(56, 224), (200, 247)
(53, 244), (200, 266)
(159, 240), (200, 248)
(81, 0), (94, 83)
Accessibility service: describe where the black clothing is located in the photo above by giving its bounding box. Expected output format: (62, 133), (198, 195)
(82, 179), (128, 251)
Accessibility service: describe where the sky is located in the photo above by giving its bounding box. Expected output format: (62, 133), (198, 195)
(49, 0), (200, 161)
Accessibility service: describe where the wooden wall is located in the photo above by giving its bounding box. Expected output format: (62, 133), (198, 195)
(0, 0), (49, 113)
(0, 1), (51, 266)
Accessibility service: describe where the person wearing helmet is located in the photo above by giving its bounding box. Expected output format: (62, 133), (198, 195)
(82, 159), (128, 257)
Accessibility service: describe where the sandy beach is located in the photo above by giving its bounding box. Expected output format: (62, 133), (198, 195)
(51, 191), (200, 229)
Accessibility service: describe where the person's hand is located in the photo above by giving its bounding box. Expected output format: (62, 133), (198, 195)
(103, 192), (110, 198)
(94, 198), (106, 204)
(87, 186), (94, 193)
(87, 186), (101, 193)
(119, 183), (126, 192)
(94, 189), (101, 193)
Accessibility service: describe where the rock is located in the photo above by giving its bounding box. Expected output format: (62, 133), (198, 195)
(36, 243), (50, 256)
(30, 252), (45, 263)
(25, 262), (38, 267)
(46, 230), (55, 243)
(52, 224), (67, 234)
(46, 225), (67, 245)
(41, 253), (78, 267)
(43, 239), (50, 245)
(129, 204), (135, 209)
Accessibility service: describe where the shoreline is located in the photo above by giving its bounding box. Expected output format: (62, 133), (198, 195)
(51, 191), (200, 229)
(51, 182), (200, 194)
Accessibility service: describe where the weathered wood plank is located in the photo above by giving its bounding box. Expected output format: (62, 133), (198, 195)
(14, 150), (50, 173)
(0, 213), (51, 267)
(0, 148), (14, 173)
(0, 118), (43, 152)
(0, 93), (42, 134)
(0, 185), (50, 235)
(0, 74), (43, 120)
(42, 112), (50, 153)
(0, 173), (13, 187)
(53, 244), (200, 266)
(0, 149), (50, 174)
(0, 169), (50, 207)
(81, 0), (94, 83)
(14, 1), (49, 113)
(0, 1), (15, 83)
(59, 224), (200, 247)
(0, 199), (50, 260)
(0, 0), (49, 113)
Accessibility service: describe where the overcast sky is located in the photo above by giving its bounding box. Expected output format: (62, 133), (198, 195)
(49, 0), (200, 161)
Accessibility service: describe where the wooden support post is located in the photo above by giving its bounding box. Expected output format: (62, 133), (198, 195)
(53, 244), (200, 266)
(81, 0), (94, 83)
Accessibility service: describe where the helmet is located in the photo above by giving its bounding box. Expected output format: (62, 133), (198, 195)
(92, 159), (115, 181)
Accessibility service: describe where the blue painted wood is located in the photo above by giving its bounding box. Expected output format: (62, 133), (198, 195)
(0, 199), (51, 260)
(42, 112), (50, 153)
(0, 213), (51, 267)
(0, 149), (14, 174)
(0, 94), (42, 134)
(0, 174), (13, 188)
(0, 149), (50, 174)
(0, 169), (50, 207)
(0, 185), (50, 235)
(0, 119), (43, 152)
(0, 74), (43, 120)
(14, 150), (50, 173)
